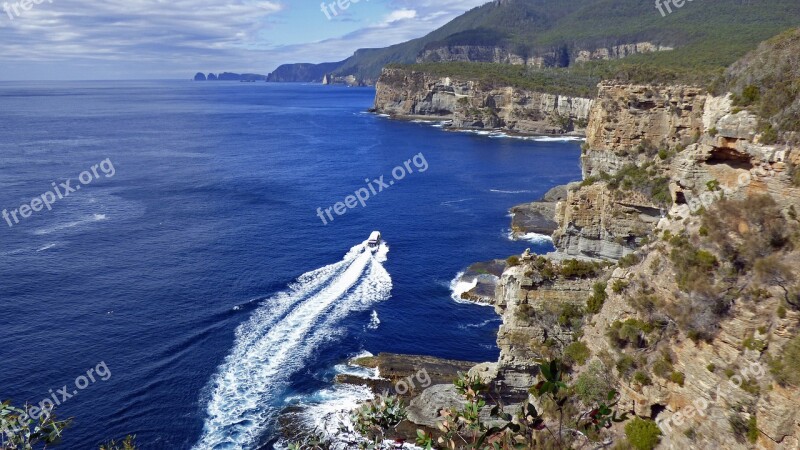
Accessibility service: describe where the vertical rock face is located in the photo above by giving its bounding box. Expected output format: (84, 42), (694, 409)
(583, 83), (707, 178)
(488, 81), (800, 448)
(373, 67), (593, 135)
(416, 42), (673, 68)
(493, 265), (600, 401)
(552, 184), (661, 260)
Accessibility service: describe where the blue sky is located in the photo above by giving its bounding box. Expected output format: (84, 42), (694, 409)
(0, 0), (489, 80)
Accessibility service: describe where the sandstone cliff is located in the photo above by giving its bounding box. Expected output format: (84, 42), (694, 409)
(486, 81), (800, 448)
(417, 42), (673, 68)
(373, 67), (593, 135)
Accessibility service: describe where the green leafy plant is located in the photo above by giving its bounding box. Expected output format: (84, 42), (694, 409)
(99, 435), (138, 450)
(351, 395), (408, 447)
(0, 401), (72, 450)
(416, 359), (629, 449)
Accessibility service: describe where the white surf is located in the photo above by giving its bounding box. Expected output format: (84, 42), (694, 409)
(194, 241), (391, 449)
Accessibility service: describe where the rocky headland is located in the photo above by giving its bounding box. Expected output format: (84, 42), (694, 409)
(288, 29), (800, 450)
(372, 67), (593, 136)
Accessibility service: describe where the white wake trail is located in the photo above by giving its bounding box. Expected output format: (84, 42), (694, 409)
(195, 241), (392, 450)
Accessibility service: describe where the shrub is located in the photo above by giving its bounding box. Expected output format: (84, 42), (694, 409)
(790, 163), (800, 187)
(608, 319), (654, 348)
(653, 359), (674, 379)
(702, 195), (791, 271)
(709, 127), (718, 137)
(625, 418), (662, 450)
(777, 305), (787, 319)
(707, 363), (716, 372)
(616, 354), (638, 377)
(574, 361), (615, 405)
(634, 371), (652, 386)
(669, 234), (718, 292)
(670, 371), (686, 386)
(747, 417), (759, 443)
(564, 341), (591, 366)
(558, 303), (585, 330)
(769, 334), (800, 386)
(507, 255), (521, 267)
(611, 279), (629, 294)
(587, 282), (608, 314)
(618, 253), (642, 269)
(759, 123), (779, 144)
(560, 259), (606, 279)
(739, 85), (761, 106)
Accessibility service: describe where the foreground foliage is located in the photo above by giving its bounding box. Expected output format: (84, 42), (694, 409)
(416, 359), (628, 449)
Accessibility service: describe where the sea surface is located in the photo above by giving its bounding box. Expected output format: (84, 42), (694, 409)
(0, 81), (582, 449)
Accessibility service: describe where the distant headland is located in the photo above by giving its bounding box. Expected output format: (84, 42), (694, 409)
(193, 72), (267, 81)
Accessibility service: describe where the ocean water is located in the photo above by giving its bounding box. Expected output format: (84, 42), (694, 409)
(0, 81), (582, 449)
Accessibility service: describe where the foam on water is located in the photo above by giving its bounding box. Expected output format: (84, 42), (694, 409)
(489, 189), (532, 194)
(507, 230), (553, 244)
(32, 213), (108, 236)
(194, 241), (392, 449)
(367, 310), (380, 330)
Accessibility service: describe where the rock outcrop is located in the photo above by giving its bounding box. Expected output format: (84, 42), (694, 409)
(373, 67), (593, 135)
(417, 42), (673, 68)
(488, 81), (800, 448)
(583, 83), (707, 178)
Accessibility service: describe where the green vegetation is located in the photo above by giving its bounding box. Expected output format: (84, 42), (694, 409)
(351, 396), (407, 446)
(611, 279), (629, 294)
(506, 255), (521, 267)
(564, 341), (591, 366)
(414, 360), (630, 449)
(587, 281), (608, 314)
(769, 334), (800, 386)
(560, 259), (608, 279)
(633, 371), (652, 386)
(618, 253), (642, 269)
(652, 357), (673, 379)
(574, 361), (616, 405)
(669, 235), (718, 292)
(558, 303), (586, 330)
(703, 195), (794, 272)
(729, 414), (759, 444)
(718, 29), (800, 139)
(624, 418), (662, 450)
(0, 401), (137, 450)
(99, 436), (138, 450)
(669, 371), (686, 387)
(0, 401), (71, 450)
(608, 319), (655, 349)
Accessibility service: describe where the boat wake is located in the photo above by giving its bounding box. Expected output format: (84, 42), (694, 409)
(194, 241), (392, 449)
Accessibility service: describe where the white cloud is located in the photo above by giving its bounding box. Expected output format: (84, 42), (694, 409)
(0, 0), (493, 79)
(382, 9), (417, 24)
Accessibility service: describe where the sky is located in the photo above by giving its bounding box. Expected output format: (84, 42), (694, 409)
(0, 0), (490, 80)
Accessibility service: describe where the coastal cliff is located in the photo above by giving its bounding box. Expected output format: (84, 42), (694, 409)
(373, 67), (593, 135)
(485, 77), (800, 447)
(296, 29), (800, 450)
(417, 42), (673, 68)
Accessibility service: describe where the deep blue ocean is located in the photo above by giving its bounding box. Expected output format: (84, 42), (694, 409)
(0, 81), (581, 449)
